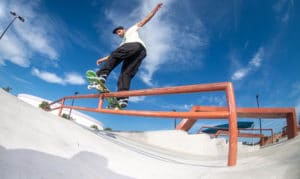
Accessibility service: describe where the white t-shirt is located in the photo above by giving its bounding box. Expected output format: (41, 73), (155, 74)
(120, 24), (146, 48)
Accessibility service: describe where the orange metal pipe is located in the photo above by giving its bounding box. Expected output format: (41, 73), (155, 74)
(176, 106), (229, 131)
(214, 130), (264, 138)
(186, 106), (296, 119)
(225, 83), (238, 166)
(64, 93), (100, 100)
(286, 109), (298, 139)
(176, 106), (198, 131)
(192, 106), (229, 112)
(237, 107), (295, 118)
(62, 105), (230, 119)
(48, 82), (238, 166)
(46, 81), (299, 167)
(98, 96), (104, 110)
(100, 82), (229, 98)
(58, 98), (65, 117)
(53, 83), (229, 102)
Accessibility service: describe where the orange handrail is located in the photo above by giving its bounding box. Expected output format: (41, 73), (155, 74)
(46, 81), (299, 167)
(47, 82), (238, 166)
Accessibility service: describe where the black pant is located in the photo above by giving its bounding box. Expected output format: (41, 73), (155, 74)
(96, 42), (146, 92)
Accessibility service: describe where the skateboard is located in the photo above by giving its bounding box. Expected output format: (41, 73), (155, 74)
(86, 70), (121, 109)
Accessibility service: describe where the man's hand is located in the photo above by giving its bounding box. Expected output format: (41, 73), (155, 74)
(137, 3), (163, 27)
(96, 56), (109, 66)
(155, 3), (163, 11)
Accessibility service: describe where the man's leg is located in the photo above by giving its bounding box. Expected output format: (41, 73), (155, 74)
(96, 43), (142, 82)
(118, 47), (146, 91)
(96, 56), (121, 83)
(96, 47), (128, 82)
(117, 46), (146, 108)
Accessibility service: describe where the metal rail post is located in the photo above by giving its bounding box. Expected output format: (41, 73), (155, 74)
(225, 83), (238, 166)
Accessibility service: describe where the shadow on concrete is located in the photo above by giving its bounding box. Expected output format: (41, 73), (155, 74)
(0, 146), (133, 179)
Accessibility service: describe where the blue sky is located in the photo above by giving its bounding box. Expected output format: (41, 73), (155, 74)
(0, 0), (299, 132)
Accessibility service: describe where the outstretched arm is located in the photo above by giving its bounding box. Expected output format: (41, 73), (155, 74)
(137, 3), (163, 27)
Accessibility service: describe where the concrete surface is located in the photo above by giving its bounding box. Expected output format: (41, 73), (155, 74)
(112, 130), (260, 156)
(0, 89), (300, 179)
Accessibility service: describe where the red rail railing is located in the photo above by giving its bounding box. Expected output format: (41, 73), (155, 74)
(178, 106), (298, 140)
(47, 82), (238, 166)
(47, 82), (299, 166)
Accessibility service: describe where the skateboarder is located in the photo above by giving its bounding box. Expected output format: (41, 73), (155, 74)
(95, 3), (163, 108)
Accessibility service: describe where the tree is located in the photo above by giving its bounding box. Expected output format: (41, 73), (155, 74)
(39, 101), (50, 111)
(91, 125), (99, 131)
(2, 86), (12, 93)
(104, 127), (112, 131)
(62, 113), (72, 120)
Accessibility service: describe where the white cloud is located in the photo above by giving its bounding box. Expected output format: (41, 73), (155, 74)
(0, 0), (59, 67)
(0, 34), (30, 67)
(139, 1), (208, 86)
(159, 103), (194, 111)
(129, 96), (145, 103)
(183, 104), (194, 111)
(197, 94), (226, 106)
(231, 47), (264, 81)
(64, 73), (86, 85)
(0, 2), (6, 19)
(12, 75), (32, 85)
(273, 0), (294, 23)
(249, 49), (263, 67)
(103, 0), (208, 86)
(31, 68), (63, 84)
(31, 68), (85, 85)
(16, 24), (58, 60)
(231, 68), (249, 81)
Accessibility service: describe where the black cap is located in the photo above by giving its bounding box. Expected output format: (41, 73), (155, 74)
(112, 26), (124, 34)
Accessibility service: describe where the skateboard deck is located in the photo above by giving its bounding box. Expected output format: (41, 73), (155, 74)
(86, 70), (121, 109)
